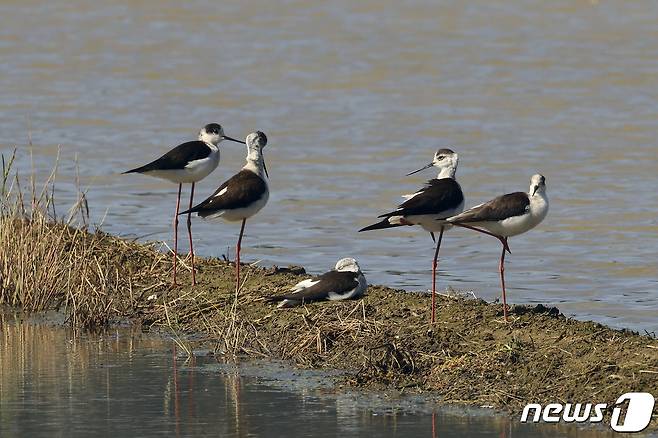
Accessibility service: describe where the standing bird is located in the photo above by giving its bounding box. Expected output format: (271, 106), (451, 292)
(359, 149), (464, 323)
(447, 174), (549, 321)
(180, 131), (269, 294)
(123, 123), (244, 286)
(267, 258), (367, 308)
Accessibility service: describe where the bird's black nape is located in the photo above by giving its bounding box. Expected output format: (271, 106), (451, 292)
(204, 123), (222, 134)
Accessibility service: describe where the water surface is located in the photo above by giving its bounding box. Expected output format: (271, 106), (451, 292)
(1, 0), (657, 331)
(0, 314), (630, 437)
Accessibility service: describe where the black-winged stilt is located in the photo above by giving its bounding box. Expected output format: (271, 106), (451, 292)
(267, 258), (367, 308)
(180, 131), (269, 294)
(359, 149), (464, 323)
(447, 174), (549, 321)
(123, 123), (244, 286)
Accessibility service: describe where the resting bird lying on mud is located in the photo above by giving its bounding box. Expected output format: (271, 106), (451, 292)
(267, 258), (367, 308)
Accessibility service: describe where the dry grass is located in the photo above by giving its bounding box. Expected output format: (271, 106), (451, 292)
(0, 149), (171, 328)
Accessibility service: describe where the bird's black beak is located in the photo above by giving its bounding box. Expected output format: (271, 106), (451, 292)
(532, 185), (539, 196)
(222, 135), (246, 144)
(263, 160), (269, 178)
(406, 162), (433, 176)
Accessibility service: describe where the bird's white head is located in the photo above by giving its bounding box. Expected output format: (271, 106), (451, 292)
(244, 131), (269, 177)
(530, 174), (546, 197)
(334, 257), (361, 273)
(433, 148), (459, 178)
(199, 123), (245, 146)
(407, 148), (459, 179)
(246, 131), (267, 151)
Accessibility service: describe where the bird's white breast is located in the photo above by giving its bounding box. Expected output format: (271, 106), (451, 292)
(183, 150), (220, 181)
(206, 189), (269, 222)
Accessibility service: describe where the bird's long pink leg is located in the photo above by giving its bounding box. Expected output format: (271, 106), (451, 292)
(172, 183), (182, 287)
(431, 411), (436, 438)
(187, 182), (196, 286)
(431, 227), (444, 324)
(499, 238), (509, 321)
(453, 223), (510, 253)
(235, 218), (247, 294)
(453, 223), (512, 319)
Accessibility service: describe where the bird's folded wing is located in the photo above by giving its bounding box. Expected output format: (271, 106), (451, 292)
(275, 271), (359, 302)
(290, 278), (321, 293)
(379, 178), (463, 217)
(135, 141), (212, 172)
(187, 170), (267, 215)
(450, 192), (528, 223)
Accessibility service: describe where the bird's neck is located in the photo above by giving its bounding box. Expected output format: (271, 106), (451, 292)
(529, 190), (549, 216)
(436, 166), (456, 179)
(243, 157), (266, 179)
(204, 141), (219, 152)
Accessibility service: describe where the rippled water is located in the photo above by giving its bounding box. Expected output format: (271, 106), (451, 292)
(0, 314), (629, 437)
(1, 0), (657, 331)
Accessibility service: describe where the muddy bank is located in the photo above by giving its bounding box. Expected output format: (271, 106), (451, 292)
(2, 224), (657, 428)
(154, 262), (658, 418)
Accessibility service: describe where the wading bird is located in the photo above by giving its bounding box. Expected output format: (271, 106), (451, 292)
(359, 149), (464, 323)
(181, 131), (269, 294)
(268, 258), (367, 308)
(123, 123), (244, 286)
(447, 174), (549, 321)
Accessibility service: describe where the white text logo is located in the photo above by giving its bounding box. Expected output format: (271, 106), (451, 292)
(520, 392), (654, 433)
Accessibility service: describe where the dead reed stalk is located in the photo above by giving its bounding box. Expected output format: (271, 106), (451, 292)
(0, 150), (169, 329)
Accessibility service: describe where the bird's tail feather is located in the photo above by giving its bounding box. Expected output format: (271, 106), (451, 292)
(122, 166), (146, 175)
(123, 160), (161, 174)
(359, 218), (405, 232)
(266, 295), (299, 308)
(178, 206), (200, 216)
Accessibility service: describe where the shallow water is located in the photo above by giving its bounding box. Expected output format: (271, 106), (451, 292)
(1, 0), (657, 331)
(0, 314), (634, 437)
